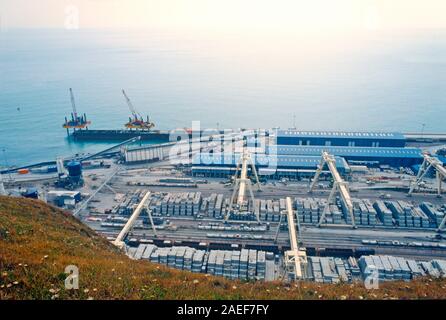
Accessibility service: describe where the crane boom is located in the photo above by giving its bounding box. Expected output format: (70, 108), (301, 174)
(122, 89), (140, 118)
(309, 151), (356, 228)
(284, 197), (307, 280)
(113, 191), (151, 248)
(69, 88), (78, 119)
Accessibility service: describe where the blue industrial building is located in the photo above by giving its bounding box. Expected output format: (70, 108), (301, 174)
(192, 153), (350, 179)
(267, 145), (423, 168)
(276, 130), (406, 148)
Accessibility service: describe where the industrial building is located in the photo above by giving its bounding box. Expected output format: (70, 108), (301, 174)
(276, 130), (406, 148)
(267, 145), (423, 167)
(192, 153), (350, 179)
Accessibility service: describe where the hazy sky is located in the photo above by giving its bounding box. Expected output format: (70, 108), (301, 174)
(1, 0), (445, 31)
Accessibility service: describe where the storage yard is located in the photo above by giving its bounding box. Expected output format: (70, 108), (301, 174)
(2, 129), (446, 284)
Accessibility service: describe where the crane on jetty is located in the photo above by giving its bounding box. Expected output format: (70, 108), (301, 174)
(122, 90), (155, 131)
(63, 88), (91, 135)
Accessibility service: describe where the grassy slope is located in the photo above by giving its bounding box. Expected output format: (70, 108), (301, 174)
(1, 196), (446, 300)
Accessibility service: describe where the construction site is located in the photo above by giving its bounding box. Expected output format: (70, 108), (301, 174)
(2, 103), (446, 284)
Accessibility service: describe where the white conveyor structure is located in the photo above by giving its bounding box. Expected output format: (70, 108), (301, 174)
(283, 197), (307, 280)
(113, 191), (157, 248)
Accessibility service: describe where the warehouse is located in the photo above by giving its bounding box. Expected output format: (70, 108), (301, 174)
(192, 153), (350, 179)
(267, 145), (423, 167)
(276, 130), (406, 148)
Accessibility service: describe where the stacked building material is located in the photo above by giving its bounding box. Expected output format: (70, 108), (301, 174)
(432, 260), (446, 277)
(406, 259), (423, 278)
(420, 261), (442, 278)
(412, 207), (430, 228)
(309, 257), (341, 284)
(192, 250), (205, 273)
(175, 247), (186, 269)
(420, 202), (445, 227)
(141, 244), (156, 260)
(257, 251), (266, 281)
(207, 251), (216, 275)
(133, 244), (147, 260)
(359, 255), (420, 281)
(239, 249), (249, 280)
(347, 257), (361, 276)
(330, 204), (343, 224)
(373, 200), (393, 226)
(213, 194), (223, 218)
(215, 251), (224, 277)
(294, 198), (303, 216)
(385, 201), (404, 226)
(208, 193), (217, 217)
(248, 250), (257, 280)
(362, 199), (378, 226)
(230, 251), (240, 280)
(223, 251), (232, 278)
(183, 248), (194, 271)
(167, 247), (177, 267)
(310, 257), (323, 282)
(334, 258), (349, 282)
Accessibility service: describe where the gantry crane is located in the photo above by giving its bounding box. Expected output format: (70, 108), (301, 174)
(227, 149), (262, 222)
(113, 191), (157, 249)
(122, 90), (155, 131)
(283, 197), (307, 280)
(309, 151), (356, 228)
(408, 154), (446, 198)
(63, 88), (91, 134)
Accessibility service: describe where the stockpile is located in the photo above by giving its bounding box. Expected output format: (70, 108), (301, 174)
(358, 255), (429, 281)
(259, 199), (281, 222)
(309, 257), (351, 283)
(420, 202), (445, 227)
(146, 192), (204, 217)
(343, 199), (378, 226)
(133, 245), (272, 281)
(373, 200), (393, 226)
(132, 245), (273, 281)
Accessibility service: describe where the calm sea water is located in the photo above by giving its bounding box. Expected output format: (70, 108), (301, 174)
(0, 28), (445, 167)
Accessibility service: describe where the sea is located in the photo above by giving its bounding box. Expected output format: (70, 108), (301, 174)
(0, 28), (445, 167)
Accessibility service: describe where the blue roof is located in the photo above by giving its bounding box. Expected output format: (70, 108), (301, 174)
(267, 145), (423, 158)
(193, 153), (349, 170)
(276, 130), (405, 140)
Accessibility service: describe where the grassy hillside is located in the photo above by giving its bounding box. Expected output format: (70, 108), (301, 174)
(1, 195), (446, 300)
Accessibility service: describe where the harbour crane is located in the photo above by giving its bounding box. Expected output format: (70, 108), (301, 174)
(63, 88), (91, 134)
(309, 151), (356, 229)
(113, 191), (158, 249)
(408, 153), (446, 198)
(283, 197), (307, 280)
(122, 90), (155, 131)
(227, 149), (262, 222)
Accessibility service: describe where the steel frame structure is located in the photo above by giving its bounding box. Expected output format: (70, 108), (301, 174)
(227, 149), (261, 222)
(283, 197), (307, 280)
(309, 151), (356, 228)
(408, 154), (446, 198)
(113, 191), (158, 248)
